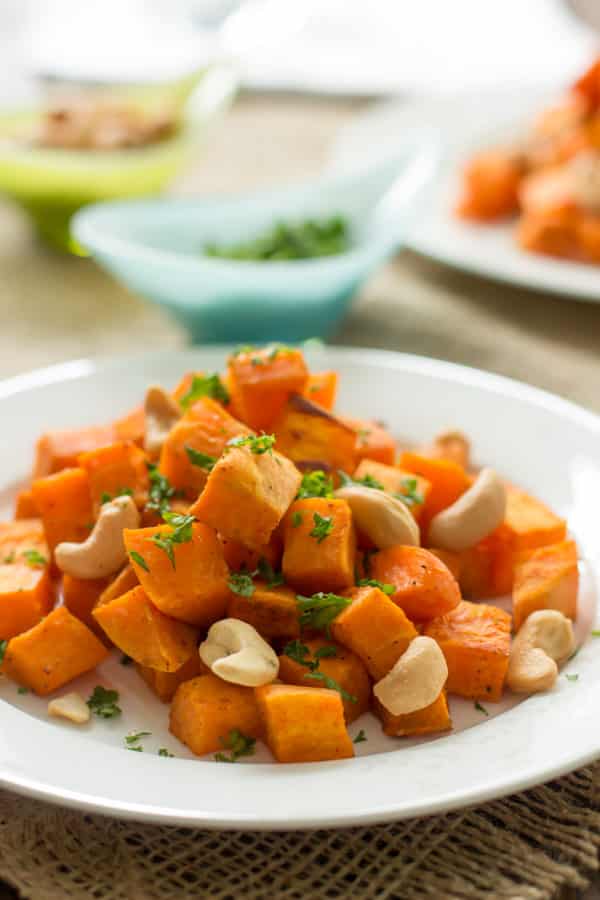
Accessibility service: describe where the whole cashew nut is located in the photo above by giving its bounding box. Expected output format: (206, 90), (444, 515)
(373, 635), (448, 715)
(55, 495), (140, 579)
(334, 485), (420, 549)
(199, 618), (279, 687)
(427, 468), (506, 552)
(506, 610), (575, 694)
(144, 385), (182, 457)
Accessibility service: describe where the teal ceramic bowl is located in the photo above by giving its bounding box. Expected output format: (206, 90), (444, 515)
(73, 134), (438, 342)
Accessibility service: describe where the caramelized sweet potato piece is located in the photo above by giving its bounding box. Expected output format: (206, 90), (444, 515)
(282, 498), (355, 594)
(31, 468), (94, 553)
(374, 691), (451, 737)
(343, 417), (396, 466)
(0, 518), (48, 562)
(504, 485), (567, 553)
(459, 524), (514, 598)
(136, 654), (207, 703)
(456, 149), (522, 221)
(424, 600), (511, 701)
(371, 546), (461, 623)
(428, 548), (463, 581)
(353, 460), (431, 523)
(190, 445), (301, 549)
(219, 535), (281, 574)
(0, 562), (54, 640)
(2, 606), (108, 695)
(332, 585), (418, 680)
(78, 441), (149, 514)
(512, 540), (579, 630)
(14, 489), (39, 520)
(399, 452), (470, 533)
(273, 394), (357, 475)
(97, 564), (138, 607)
(572, 56), (600, 109)
(278, 638), (370, 723)
(170, 674), (262, 757)
(33, 424), (115, 478)
(227, 346), (308, 431)
(112, 405), (145, 446)
(124, 522), (230, 627)
(159, 397), (250, 499)
(62, 574), (111, 643)
(227, 581), (300, 641)
(93, 585), (198, 671)
(255, 683), (353, 763)
(303, 371), (338, 410)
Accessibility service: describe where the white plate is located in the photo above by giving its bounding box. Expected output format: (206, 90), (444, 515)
(0, 347), (599, 829)
(331, 89), (600, 302)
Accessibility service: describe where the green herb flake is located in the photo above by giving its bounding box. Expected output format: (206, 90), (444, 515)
(357, 578), (395, 596)
(129, 550), (150, 573)
(87, 686), (122, 719)
(180, 373), (230, 410)
(565, 673), (579, 682)
(125, 731), (151, 747)
(158, 748), (174, 758)
(309, 512), (333, 543)
(0, 640), (8, 665)
(304, 670), (357, 703)
(295, 592), (352, 634)
(205, 216), (350, 262)
(227, 434), (276, 455)
(23, 549), (47, 568)
(228, 572), (255, 597)
(283, 639), (312, 668)
(474, 701), (489, 716)
(296, 470), (334, 500)
(145, 463), (177, 516)
(185, 445), (217, 472)
(395, 477), (424, 508)
(149, 512), (195, 569)
(338, 470), (384, 491)
(3, 552), (15, 564)
(17, 686), (29, 695)
(353, 730), (367, 744)
(256, 557), (285, 587)
(214, 729), (256, 763)
(292, 511), (303, 527)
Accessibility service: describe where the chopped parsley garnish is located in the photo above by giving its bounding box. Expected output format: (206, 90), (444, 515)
(227, 434), (276, 455)
(282, 640), (354, 703)
(295, 592), (351, 633)
(214, 729), (256, 763)
(338, 470), (384, 491)
(256, 557), (285, 587)
(0, 640), (7, 665)
(304, 669), (356, 703)
(17, 686), (29, 695)
(205, 216), (349, 262)
(129, 551), (149, 572)
(296, 470), (334, 500)
(353, 730), (367, 744)
(395, 477), (424, 508)
(145, 463), (177, 516)
(23, 549), (47, 568)
(158, 748), (174, 758)
(291, 511), (303, 527)
(179, 373), (230, 410)
(149, 512), (195, 569)
(266, 343), (293, 362)
(565, 673), (579, 682)
(125, 731), (151, 751)
(356, 428), (372, 443)
(185, 445), (217, 472)
(3, 552), (15, 564)
(474, 701), (489, 716)
(100, 487), (133, 505)
(87, 686), (121, 719)
(120, 654), (133, 666)
(309, 512), (333, 543)
(228, 572), (255, 597)
(357, 578), (395, 595)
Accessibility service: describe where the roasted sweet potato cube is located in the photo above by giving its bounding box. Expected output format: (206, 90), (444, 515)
(513, 540), (579, 630)
(353, 460), (431, 523)
(14, 489), (39, 520)
(344, 417), (396, 466)
(227, 346), (309, 431)
(112, 405), (145, 446)
(0, 562), (54, 640)
(136, 654), (207, 703)
(33, 424), (115, 478)
(62, 574), (111, 643)
(273, 394), (357, 475)
(31, 468), (94, 553)
(159, 397), (250, 499)
(255, 683), (354, 763)
(375, 691), (451, 737)
(93, 585), (198, 672)
(282, 498), (355, 593)
(227, 581), (300, 641)
(124, 522), (229, 627)
(170, 674), (263, 757)
(398, 452), (470, 533)
(332, 585), (418, 680)
(456, 149), (522, 221)
(219, 535), (281, 574)
(504, 485), (567, 553)
(2, 606), (108, 695)
(459, 524), (514, 598)
(428, 548), (463, 581)
(424, 600), (511, 701)
(303, 371), (338, 410)
(97, 564), (138, 607)
(278, 638), (370, 723)
(0, 519), (48, 562)
(190, 445), (301, 549)
(78, 441), (149, 514)
(371, 545), (461, 623)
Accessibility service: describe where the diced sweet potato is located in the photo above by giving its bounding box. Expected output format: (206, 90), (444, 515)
(428, 548), (463, 581)
(398, 452), (470, 533)
(343, 417), (396, 466)
(170, 673), (263, 757)
(62, 574), (111, 643)
(374, 691), (451, 737)
(33, 424), (115, 478)
(371, 546), (461, 623)
(573, 57), (600, 108)
(159, 397), (250, 499)
(219, 535), (281, 573)
(2, 606), (108, 695)
(256, 683), (354, 763)
(112, 405), (145, 446)
(78, 441), (149, 514)
(31, 468), (94, 553)
(273, 394), (357, 475)
(190, 445), (301, 549)
(282, 498), (355, 593)
(93, 585), (198, 672)
(504, 485), (567, 553)
(227, 346), (309, 431)
(332, 585), (418, 680)
(124, 522), (230, 627)
(303, 372), (338, 410)
(353, 460), (431, 523)
(14, 489), (39, 520)
(227, 581), (300, 640)
(136, 654), (207, 703)
(512, 540), (579, 630)
(0, 562), (54, 640)
(424, 600), (511, 701)
(0, 518), (48, 562)
(456, 150), (522, 221)
(459, 524), (514, 598)
(278, 638), (370, 723)
(97, 564), (138, 607)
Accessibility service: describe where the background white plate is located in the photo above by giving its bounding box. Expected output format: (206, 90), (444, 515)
(331, 90), (600, 303)
(0, 347), (598, 828)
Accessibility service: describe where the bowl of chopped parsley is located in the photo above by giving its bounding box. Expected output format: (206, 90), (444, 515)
(73, 135), (438, 341)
